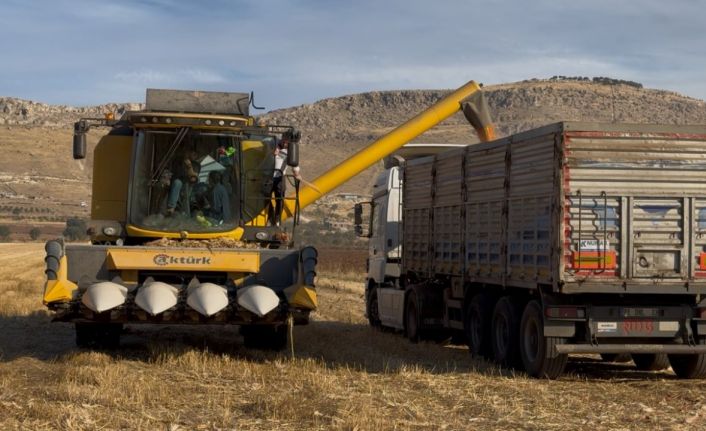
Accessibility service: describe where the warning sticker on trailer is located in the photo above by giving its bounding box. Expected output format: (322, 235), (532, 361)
(577, 239), (609, 251)
(596, 322), (618, 333)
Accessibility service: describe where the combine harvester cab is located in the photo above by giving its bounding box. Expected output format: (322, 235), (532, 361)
(43, 89), (318, 349)
(43, 82), (495, 350)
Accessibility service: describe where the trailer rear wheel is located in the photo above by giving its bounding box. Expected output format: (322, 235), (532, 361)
(75, 323), (122, 349)
(241, 325), (288, 351)
(600, 353), (631, 363)
(632, 354), (669, 371)
(491, 296), (522, 367)
(519, 300), (567, 379)
(465, 293), (493, 358)
(669, 339), (706, 379)
(405, 291), (420, 343)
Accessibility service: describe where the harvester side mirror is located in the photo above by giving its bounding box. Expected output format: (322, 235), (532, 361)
(287, 140), (299, 167)
(73, 132), (87, 160)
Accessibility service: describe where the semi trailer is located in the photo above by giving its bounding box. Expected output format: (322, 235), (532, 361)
(356, 121), (706, 378)
(43, 81), (494, 350)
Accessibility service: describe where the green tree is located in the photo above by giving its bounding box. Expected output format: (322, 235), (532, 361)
(29, 227), (42, 240)
(0, 225), (10, 241)
(63, 218), (88, 241)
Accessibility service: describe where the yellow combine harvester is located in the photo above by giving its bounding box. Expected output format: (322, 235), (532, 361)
(42, 82), (494, 349)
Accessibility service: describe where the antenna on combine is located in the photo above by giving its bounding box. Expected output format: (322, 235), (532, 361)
(249, 91), (265, 110)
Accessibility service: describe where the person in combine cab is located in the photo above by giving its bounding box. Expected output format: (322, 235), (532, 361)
(207, 171), (231, 223)
(166, 150), (200, 216)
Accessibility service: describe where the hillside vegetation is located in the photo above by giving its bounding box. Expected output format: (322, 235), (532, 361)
(1, 79), (705, 231)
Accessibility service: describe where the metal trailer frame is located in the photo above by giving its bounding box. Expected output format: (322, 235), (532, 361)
(390, 122), (706, 368)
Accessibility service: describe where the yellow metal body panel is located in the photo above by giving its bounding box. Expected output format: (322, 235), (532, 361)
(107, 248), (260, 272)
(285, 285), (318, 310)
(277, 80), (484, 220)
(92, 135), (133, 221)
(125, 224), (245, 240)
(43, 256), (78, 304)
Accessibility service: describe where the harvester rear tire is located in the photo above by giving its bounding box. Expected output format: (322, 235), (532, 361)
(241, 325), (288, 351)
(669, 339), (706, 379)
(632, 353), (670, 371)
(519, 301), (567, 379)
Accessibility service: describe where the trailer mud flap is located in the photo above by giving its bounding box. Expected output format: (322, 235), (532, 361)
(544, 320), (575, 338)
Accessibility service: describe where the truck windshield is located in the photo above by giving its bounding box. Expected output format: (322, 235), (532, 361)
(130, 129), (249, 233)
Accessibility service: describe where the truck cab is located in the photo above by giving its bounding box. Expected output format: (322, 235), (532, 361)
(357, 144), (467, 328)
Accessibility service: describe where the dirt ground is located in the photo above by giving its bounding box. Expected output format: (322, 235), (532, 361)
(1, 243), (706, 430)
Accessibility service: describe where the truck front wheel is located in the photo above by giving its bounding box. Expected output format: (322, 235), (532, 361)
(669, 339), (706, 379)
(366, 287), (381, 328)
(405, 291), (420, 343)
(519, 300), (567, 379)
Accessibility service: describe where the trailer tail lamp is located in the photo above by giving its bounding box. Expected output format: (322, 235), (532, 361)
(699, 253), (706, 270)
(545, 306), (585, 319)
(571, 251), (616, 269)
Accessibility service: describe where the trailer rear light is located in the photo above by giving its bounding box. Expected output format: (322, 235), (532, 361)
(545, 306), (585, 319)
(571, 251), (616, 269)
(699, 253), (706, 270)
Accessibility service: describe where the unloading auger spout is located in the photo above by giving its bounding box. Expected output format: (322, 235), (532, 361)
(280, 79), (496, 219)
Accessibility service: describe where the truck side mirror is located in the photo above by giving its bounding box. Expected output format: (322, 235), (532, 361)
(287, 140), (299, 167)
(73, 132), (87, 160)
(354, 202), (373, 238)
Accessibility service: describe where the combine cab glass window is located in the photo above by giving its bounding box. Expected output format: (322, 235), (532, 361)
(130, 130), (253, 233)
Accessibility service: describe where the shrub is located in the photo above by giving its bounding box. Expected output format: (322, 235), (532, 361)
(63, 218), (88, 241)
(0, 225), (10, 241)
(29, 227), (41, 240)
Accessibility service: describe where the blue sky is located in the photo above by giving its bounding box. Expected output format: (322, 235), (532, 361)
(1, 0), (704, 110)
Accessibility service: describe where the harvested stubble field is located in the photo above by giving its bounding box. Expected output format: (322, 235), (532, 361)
(1, 244), (706, 430)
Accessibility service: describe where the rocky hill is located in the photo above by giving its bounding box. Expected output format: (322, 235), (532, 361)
(1, 78), (705, 235)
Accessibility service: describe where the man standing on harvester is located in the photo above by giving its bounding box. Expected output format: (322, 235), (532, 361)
(268, 129), (301, 226)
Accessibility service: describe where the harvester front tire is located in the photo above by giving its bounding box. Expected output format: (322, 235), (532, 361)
(519, 301), (567, 379)
(75, 323), (121, 349)
(241, 325), (288, 351)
